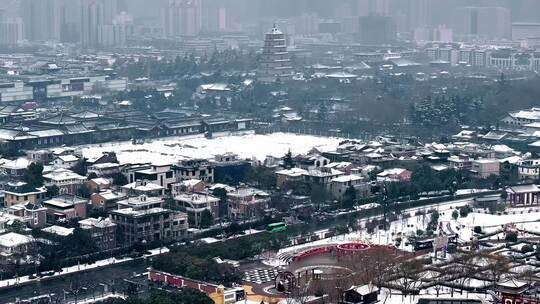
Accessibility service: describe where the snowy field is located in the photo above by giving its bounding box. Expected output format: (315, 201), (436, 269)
(266, 197), (540, 267)
(78, 132), (344, 165)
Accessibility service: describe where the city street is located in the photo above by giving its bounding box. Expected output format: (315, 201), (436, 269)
(0, 259), (147, 303)
(0, 194), (484, 303)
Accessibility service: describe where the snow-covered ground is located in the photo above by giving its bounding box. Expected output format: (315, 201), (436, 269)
(379, 288), (492, 304)
(8, 293), (126, 304)
(379, 206), (540, 248)
(265, 196), (540, 267)
(79, 132), (344, 165)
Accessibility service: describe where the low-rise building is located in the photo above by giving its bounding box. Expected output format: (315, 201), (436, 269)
(87, 162), (122, 177)
(518, 159), (540, 180)
(86, 177), (111, 193)
(121, 180), (164, 197)
(276, 168), (308, 187)
(52, 155), (80, 169)
(3, 182), (47, 208)
(174, 193), (220, 227)
(330, 175), (371, 200)
(471, 159), (500, 178)
(117, 195), (163, 210)
(295, 154), (330, 170)
(505, 184), (540, 206)
(42, 225), (74, 237)
(0, 157), (30, 177)
(26, 150), (53, 164)
(324, 162), (358, 175)
(110, 207), (188, 246)
(174, 159), (214, 183)
(171, 179), (205, 196)
(303, 168), (344, 185)
(0, 232), (35, 265)
(447, 155), (473, 171)
(133, 163), (176, 189)
(90, 190), (126, 211)
(501, 107), (540, 127)
(212, 153), (251, 184)
(148, 269), (246, 304)
(87, 152), (118, 166)
(7, 202), (47, 228)
(79, 217), (117, 251)
(227, 188), (270, 218)
(0, 213), (25, 234)
(376, 168), (412, 182)
(43, 169), (86, 195)
(43, 195), (88, 222)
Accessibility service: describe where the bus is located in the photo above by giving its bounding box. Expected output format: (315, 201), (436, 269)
(413, 238), (434, 251)
(267, 222), (287, 233)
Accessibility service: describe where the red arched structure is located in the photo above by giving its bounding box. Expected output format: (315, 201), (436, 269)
(292, 246), (335, 262)
(291, 242), (376, 262)
(335, 243), (371, 257)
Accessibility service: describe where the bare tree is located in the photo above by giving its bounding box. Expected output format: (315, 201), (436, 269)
(484, 254), (511, 284)
(346, 246), (403, 287)
(394, 259), (424, 300)
(286, 285), (310, 304)
(446, 252), (476, 296)
(518, 269), (537, 287)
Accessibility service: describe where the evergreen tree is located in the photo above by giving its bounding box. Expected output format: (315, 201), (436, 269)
(282, 150), (294, 169)
(199, 209), (214, 228)
(112, 173), (128, 186)
(342, 186), (357, 209)
(71, 158), (88, 176)
(212, 188), (228, 218)
(23, 163), (44, 188)
(46, 185), (60, 197)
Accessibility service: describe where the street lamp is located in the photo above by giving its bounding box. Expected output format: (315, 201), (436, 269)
(34, 260), (41, 278)
(382, 184), (389, 230)
(63, 289), (69, 302)
(99, 283), (107, 298)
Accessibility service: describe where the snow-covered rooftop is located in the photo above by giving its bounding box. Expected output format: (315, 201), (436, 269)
(121, 181), (163, 192)
(79, 217), (116, 229)
(42, 225), (74, 236)
(0, 232), (33, 248)
(43, 168), (86, 182)
(56, 155), (79, 162)
(275, 168), (308, 176)
(1, 157), (30, 170)
(332, 174), (362, 183)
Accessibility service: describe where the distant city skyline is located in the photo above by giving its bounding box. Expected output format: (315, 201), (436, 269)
(0, 0), (539, 46)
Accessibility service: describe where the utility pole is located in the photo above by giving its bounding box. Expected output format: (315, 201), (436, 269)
(382, 184), (389, 230)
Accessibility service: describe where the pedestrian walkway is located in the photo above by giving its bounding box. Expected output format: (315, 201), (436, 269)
(243, 268), (279, 284)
